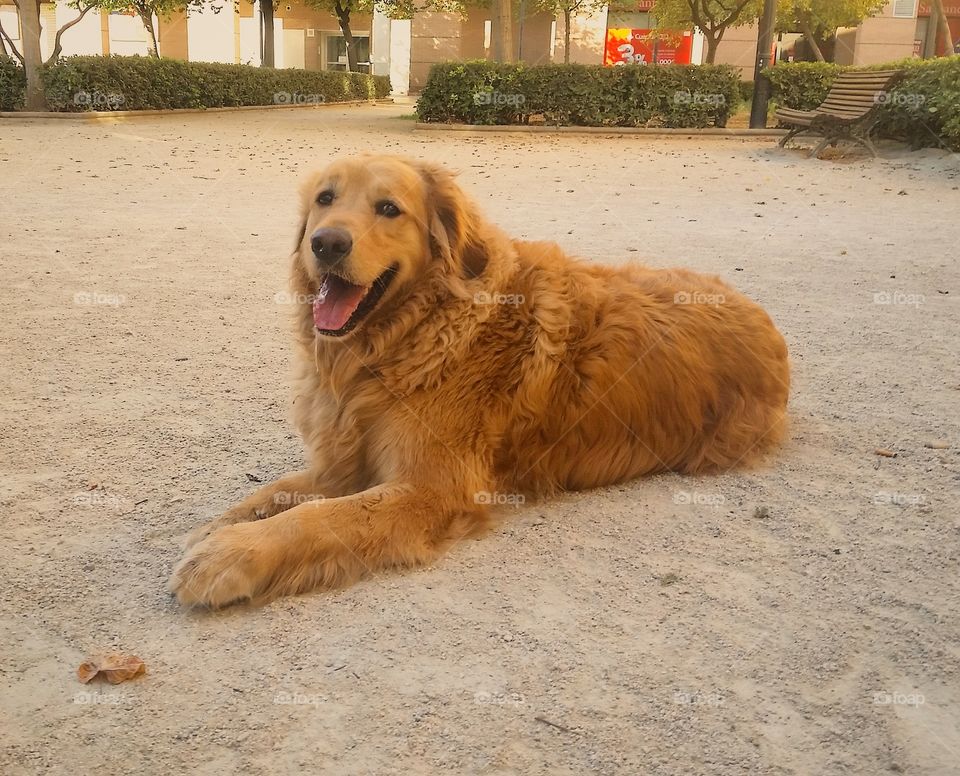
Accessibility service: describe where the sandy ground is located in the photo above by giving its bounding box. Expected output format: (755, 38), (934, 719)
(1, 104), (959, 776)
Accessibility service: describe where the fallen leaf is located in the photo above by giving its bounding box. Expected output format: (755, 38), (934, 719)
(77, 653), (146, 684)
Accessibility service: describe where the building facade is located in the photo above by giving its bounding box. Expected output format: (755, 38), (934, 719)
(0, 0), (955, 94)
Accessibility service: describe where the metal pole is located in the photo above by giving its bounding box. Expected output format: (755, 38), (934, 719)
(749, 0), (777, 128)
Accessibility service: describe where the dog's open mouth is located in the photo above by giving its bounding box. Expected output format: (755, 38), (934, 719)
(312, 264), (398, 337)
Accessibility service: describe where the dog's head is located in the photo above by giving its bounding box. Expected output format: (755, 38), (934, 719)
(292, 155), (490, 340)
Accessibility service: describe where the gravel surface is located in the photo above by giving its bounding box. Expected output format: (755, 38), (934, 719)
(1, 104), (958, 775)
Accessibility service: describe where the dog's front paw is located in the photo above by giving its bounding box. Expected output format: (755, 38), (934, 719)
(169, 523), (274, 608)
(182, 506), (268, 551)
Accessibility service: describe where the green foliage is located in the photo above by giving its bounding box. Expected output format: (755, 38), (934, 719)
(417, 60), (741, 128)
(764, 56), (960, 150)
(777, 0), (887, 38)
(29, 55), (389, 111)
(763, 61), (842, 109)
(0, 54), (26, 111)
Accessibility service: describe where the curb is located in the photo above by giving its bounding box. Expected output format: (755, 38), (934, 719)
(0, 98), (395, 121)
(414, 122), (788, 137)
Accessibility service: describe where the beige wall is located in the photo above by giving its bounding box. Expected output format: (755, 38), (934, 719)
(555, 7), (607, 64)
(410, 11), (462, 91)
(834, 28), (859, 65)
(828, 1), (916, 66)
(714, 23), (758, 79)
(518, 11), (554, 63)
(158, 11), (189, 60)
(850, 0), (916, 63)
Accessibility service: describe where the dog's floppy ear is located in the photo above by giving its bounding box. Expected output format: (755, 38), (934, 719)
(417, 162), (488, 280)
(293, 212), (307, 254)
(294, 170), (324, 254)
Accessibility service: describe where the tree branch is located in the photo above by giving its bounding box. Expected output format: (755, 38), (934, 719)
(47, 3), (96, 64)
(0, 16), (24, 64)
(718, 0), (753, 29)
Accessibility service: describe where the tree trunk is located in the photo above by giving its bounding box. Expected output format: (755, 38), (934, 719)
(799, 16), (824, 62)
(930, 0), (954, 55)
(15, 0), (45, 110)
(491, 0), (513, 63)
(704, 33), (719, 64)
(261, 0), (275, 68)
(334, 1), (358, 72)
(138, 8), (160, 58)
(563, 9), (571, 64)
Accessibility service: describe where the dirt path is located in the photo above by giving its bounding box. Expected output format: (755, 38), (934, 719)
(1, 104), (958, 775)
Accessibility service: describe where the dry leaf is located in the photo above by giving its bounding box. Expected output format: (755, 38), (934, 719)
(874, 448), (897, 458)
(77, 652), (146, 684)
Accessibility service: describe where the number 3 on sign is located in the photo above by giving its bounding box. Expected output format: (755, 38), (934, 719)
(617, 43), (647, 65)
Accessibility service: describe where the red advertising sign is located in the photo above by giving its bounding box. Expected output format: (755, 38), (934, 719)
(604, 29), (694, 66)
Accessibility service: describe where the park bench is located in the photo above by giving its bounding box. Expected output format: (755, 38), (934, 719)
(775, 69), (903, 158)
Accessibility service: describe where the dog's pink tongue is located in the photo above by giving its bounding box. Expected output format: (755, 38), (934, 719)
(313, 275), (367, 331)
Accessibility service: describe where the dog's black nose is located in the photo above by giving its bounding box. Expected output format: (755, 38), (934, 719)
(311, 228), (353, 264)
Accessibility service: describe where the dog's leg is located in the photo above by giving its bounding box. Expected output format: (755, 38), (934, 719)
(169, 482), (486, 608)
(183, 470), (343, 550)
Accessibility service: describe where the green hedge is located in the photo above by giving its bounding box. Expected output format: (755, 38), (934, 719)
(0, 54), (25, 111)
(763, 57), (960, 150)
(0, 55), (389, 111)
(417, 61), (741, 128)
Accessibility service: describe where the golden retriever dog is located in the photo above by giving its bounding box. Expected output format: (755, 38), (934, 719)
(169, 154), (790, 608)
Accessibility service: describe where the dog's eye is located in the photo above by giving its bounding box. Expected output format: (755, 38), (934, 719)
(375, 200), (402, 218)
(316, 190), (335, 206)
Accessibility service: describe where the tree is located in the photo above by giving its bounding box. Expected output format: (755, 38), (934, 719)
(302, 0), (375, 71)
(98, 0), (169, 58)
(777, 0), (885, 61)
(4, 0), (97, 110)
(651, 0), (760, 63)
(930, 0), (954, 56)
(261, 0), (275, 67)
(534, 0), (604, 63)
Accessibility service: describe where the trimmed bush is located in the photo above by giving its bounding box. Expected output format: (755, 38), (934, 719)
(417, 60), (741, 128)
(41, 55), (390, 110)
(764, 57), (960, 150)
(763, 61), (843, 110)
(0, 54), (25, 111)
(0, 55), (388, 112)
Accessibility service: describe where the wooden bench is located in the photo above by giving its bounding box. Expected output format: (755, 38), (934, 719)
(776, 69), (902, 158)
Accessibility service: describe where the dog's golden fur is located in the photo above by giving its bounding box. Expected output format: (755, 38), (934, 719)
(170, 154), (790, 608)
